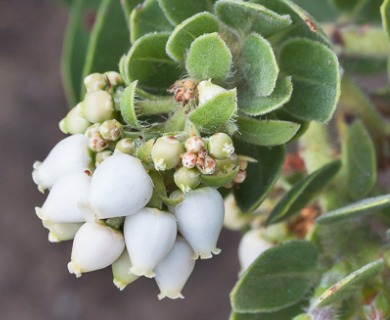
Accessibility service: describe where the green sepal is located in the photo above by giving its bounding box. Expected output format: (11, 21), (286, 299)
(185, 32), (232, 82)
(147, 171), (166, 210)
(120, 81), (140, 128)
(266, 160), (341, 226)
(201, 167), (239, 188)
(160, 192), (185, 206)
(166, 12), (219, 62)
(230, 240), (318, 313)
(235, 117), (300, 147)
(136, 139), (155, 165)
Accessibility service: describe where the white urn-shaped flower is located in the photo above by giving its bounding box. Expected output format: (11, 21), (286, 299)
(112, 250), (139, 291)
(170, 187), (224, 259)
(42, 220), (83, 243)
(123, 208), (177, 278)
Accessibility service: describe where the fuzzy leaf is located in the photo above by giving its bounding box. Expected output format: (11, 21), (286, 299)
(185, 33), (232, 82)
(266, 160), (341, 226)
(234, 141), (285, 212)
(279, 38), (340, 122)
(313, 259), (384, 308)
(120, 81), (140, 128)
(166, 12), (219, 62)
(381, 0), (390, 39)
(130, 0), (173, 43)
(201, 167), (239, 188)
(189, 89), (237, 133)
(242, 33), (279, 97)
(230, 240), (318, 313)
(235, 117), (300, 146)
(125, 33), (182, 93)
(342, 120), (377, 199)
(276, 110), (310, 141)
(158, 0), (215, 25)
(121, 0), (144, 16)
(238, 77), (293, 116)
(215, 0), (292, 37)
(316, 194), (390, 224)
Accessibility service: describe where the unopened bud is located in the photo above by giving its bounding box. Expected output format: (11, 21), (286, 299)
(88, 134), (109, 152)
(208, 133), (234, 160)
(83, 90), (114, 123)
(84, 73), (107, 93)
(59, 103), (91, 134)
(216, 154), (239, 173)
(181, 152), (197, 168)
(234, 170), (246, 184)
(42, 220), (83, 243)
(112, 250), (139, 291)
(184, 136), (205, 153)
(174, 167), (201, 193)
(99, 119), (123, 141)
(197, 79), (226, 105)
(115, 138), (136, 155)
(151, 136), (184, 171)
(85, 123), (100, 138)
(196, 151), (216, 175)
(104, 71), (123, 87)
(95, 150), (112, 166)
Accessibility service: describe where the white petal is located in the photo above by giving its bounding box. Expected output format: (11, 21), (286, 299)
(170, 187), (224, 259)
(155, 237), (195, 300)
(32, 134), (91, 192)
(123, 208), (177, 278)
(87, 153), (153, 219)
(112, 250), (139, 291)
(67, 222), (125, 277)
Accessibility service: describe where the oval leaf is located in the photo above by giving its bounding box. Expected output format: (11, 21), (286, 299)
(230, 240), (318, 313)
(120, 81), (140, 128)
(185, 32), (232, 82)
(236, 117), (300, 146)
(201, 167), (239, 187)
(279, 38), (340, 122)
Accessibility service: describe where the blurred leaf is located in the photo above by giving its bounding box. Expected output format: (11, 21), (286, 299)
(242, 33), (279, 97)
(230, 240), (318, 313)
(234, 142), (285, 212)
(120, 80), (140, 128)
(381, 0), (390, 39)
(276, 110), (310, 141)
(125, 32), (182, 93)
(290, 0), (338, 22)
(342, 120), (377, 199)
(189, 89), (237, 133)
(332, 0), (382, 23)
(166, 12), (219, 62)
(185, 32), (232, 82)
(266, 160), (341, 226)
(201, 167), (239, 187)
(215, 0), (292, 37)
(279, 38), (340, 122)
(316, 194), (390, 224)
(121, 0), (144, 17)
(158, 0), (215, 25)
(238, 77), (293, 116)
(130, 0), (173, 43)
(235, 117), (300, 146)
(313, 259), (384, 308)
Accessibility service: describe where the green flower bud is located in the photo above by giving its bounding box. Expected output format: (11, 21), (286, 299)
(115, 138), (136, 155)
(85, 123), (101, 138)
(84, 73), (107, 93)
(83, 90), (114, 123)
(95, 150), (112, 166)
(151, 136), (184, 171)
(207, 133), (235, 159)
(174, 167), (201, 193)
(216, 154), (239, 173)
(197, 79), (226, 105)
(104, 71), (123, 87)
(99, 119), (123, 141)
(59, 103), (91, 134)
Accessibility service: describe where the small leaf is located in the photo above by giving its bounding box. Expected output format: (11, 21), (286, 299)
(189, 89), (237, 133)
(125, 33), (182, 93)
(316, 194), (390, 224)
(147, 171), (166, 209)
(313, 259), (384, 308)
(382, 0), (390, 39)
(166, 12), (219, 62)
(120, 81), (140, 128)
(238, 77), (293, 116)
(242, 33), (279, 97)
(234, 141), (285, 212)
(276, 109), (310, 141)
(279, 38), (340, 122)
(230, 240), (318, 313)
(185, 32), (232, 82)
(158, 0), (215, 25)
(235, 117), (300, 146)
(201, 167), (239, 187)
(130, 0), (173, 43)
(342, 120), (377, 199)
(266, 160), (341, 226)
(215, 0), (292, 37)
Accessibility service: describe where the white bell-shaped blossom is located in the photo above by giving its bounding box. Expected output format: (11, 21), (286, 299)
(170, 187), (224, 259)
(85, 153), (153, 219)
(68, 221), (125, 277)
(42, 220), (83, 243)
(123, 208), (177, 278)
(197, 79), (226, 105)
(32, 134), (91, 192)
(112, 250), (139, 291)
(154, 237), (195, 300)
(35, 170), (91, 224)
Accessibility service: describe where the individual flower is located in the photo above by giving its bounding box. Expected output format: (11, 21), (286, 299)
(151, 136), (184, 171)
(42, 220), (83, 243)
(112, 250), (139, 291)
(59, 102), (91, 135)
(207, 133), (235, 159)
(83, 90), (114, 123)
(174, 167), (201, 193)
(197, 79), (226, 105)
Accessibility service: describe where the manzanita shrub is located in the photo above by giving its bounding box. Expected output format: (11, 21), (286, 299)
(32, 0), (390, 318)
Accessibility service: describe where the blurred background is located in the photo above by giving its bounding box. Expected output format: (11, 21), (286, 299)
(0, 1), (241, 319)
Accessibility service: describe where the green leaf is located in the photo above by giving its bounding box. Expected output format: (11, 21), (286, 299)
(332, 0), (382, 23)
(230, 240), (318, 313)
(276, 109), (310, 141)
(125, 33), (182, 93)
(242, 33), (279, 97)
(316, 194), (390, 224)
(166, 12), (219, 62)
(266, 160), (341, 226)
(215, 0), (292, 37)
(201, 167), (239, 188)
(158, 0), (215, 25)
(234, 141), (285, 212)
(120, 81), (140, 128)
(189, 89), (237, 133)
(121, 0), (144, 16)
(185, 33), (232, 82)
(147, 171), (166, 209)
(82, 0), (129, 83)
(238, 77), (293, 116)
(342, 120), (377, 199)
(290, 0), (339, 22)
(235, 117), (300, 146)
(381, 0), (390, 39)
(279, 38), (340, 122)
(130, 0), (173, 43)
(313, 259), (384, 308)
